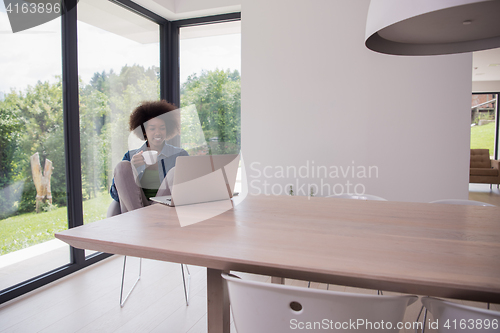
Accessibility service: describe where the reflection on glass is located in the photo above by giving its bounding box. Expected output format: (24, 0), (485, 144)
(0, 2), (69, 290)
(180, 21), (241, 155)
(77, 0), (160, 229)
(471, 94), (497, 158)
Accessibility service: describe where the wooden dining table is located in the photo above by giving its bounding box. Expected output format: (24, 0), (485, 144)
(55, 194), (500, 333)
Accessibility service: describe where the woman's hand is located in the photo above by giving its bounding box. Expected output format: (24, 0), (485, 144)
(131, 151), (145, 167)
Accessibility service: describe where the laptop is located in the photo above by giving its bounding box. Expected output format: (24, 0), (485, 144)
(150, 154), (239, 207)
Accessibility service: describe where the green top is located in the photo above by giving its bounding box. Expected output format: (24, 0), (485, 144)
(140, 169), (160, 199)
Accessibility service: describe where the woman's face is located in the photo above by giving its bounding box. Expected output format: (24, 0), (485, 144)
(145, 117), (167, 151)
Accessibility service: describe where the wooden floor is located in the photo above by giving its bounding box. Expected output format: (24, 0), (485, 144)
(1, 184), (499, 333)
(1, 255), (498, 333)
(468, 183), (500, 206)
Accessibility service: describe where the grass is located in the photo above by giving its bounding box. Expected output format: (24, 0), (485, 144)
(0, 193), (113, 255)
(470, 122), (495, 156)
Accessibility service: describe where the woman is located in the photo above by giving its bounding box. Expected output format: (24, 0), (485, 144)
(110, 100), (188, 213)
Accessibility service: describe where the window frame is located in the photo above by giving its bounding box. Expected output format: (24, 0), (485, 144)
(0, 0), (240, 305)
(471, 92), (500, 160)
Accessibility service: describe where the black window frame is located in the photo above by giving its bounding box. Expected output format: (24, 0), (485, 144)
(0, 0), (240, 305)
(471, 92), (500, 160)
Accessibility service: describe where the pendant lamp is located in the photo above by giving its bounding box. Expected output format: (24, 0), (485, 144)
(365, 0), (500, 55)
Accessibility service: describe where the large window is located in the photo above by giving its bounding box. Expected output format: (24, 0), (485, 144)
(471, 93), (499, 159)
(0, 0), (240, 303)
(77, 0), (160, 227)
(0, 3), (69, 290)
(179, 21), (241, 155)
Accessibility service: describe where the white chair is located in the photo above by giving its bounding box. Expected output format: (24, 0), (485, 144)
(430, 199), (495, 207)
(329, 194), (388, 201)
(222, 273), (417, 333)
(415, 199), (496, 328)
(421, 297), (500, 333)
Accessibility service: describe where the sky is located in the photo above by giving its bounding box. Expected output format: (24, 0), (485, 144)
(180, 33), (241, 84)
(0, 2), (241, 94)
(0, 8), (62, 93)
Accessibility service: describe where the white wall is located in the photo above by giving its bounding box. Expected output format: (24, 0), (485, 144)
(241, 0), (472, 202)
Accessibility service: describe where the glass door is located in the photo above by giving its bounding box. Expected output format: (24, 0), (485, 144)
(471, 93), (498, 159)
(179, 21), (241, 156)
(0, 2), (69, 290)
(77, 0), (160, 256)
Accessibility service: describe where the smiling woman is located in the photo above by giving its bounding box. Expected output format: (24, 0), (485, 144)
(109, 100), (188, 214)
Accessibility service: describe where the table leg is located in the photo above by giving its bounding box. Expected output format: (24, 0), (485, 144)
(207, 268), (230, 333)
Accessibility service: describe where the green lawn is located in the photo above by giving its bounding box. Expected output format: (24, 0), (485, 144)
(0, 193), (113, 255)
(470, 122), (495, 156)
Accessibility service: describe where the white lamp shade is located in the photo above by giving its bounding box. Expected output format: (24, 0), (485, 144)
(365, 0), (500, 55)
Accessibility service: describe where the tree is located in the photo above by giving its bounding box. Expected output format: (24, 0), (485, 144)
(16, 79), (66, 212)
(79, 88), (111, 199)
(180, 69), (241, 155)
(80, 64), (159, 198)
(0, 92), (23, 218)
(77, 64), (160, 199)
(0, 64), (161, 218)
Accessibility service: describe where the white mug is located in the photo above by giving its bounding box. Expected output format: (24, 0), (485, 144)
(142, 151), (158, 165)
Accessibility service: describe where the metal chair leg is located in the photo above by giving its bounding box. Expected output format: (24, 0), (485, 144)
(422, 307), (428, 333)
(120, 256), (141, 307)
(416, 305), (424, 333)
(181, 264), (191, 306)
(120, 258), (189, 307)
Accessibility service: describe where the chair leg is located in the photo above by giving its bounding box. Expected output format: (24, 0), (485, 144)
(421, 307), (428, 333)
(307, 281), (311, 288)
(181, 264), (191, 306)
(415, 305), (423, 333)
(120, 256), (142, 307)
(119, 259), (190, 307)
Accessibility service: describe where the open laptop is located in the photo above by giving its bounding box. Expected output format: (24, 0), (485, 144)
(150, 154), (239, 207)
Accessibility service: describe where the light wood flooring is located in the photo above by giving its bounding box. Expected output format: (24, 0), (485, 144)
(468, 183), (500, 206)
(1, 254), (498, 333)
(1, 184), (499, 333)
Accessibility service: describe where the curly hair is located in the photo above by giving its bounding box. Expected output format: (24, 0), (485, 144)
(129, 100), (180, 141)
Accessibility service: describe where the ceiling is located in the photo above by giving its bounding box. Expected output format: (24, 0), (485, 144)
(117, 0), (500, 83)
(472, 47), (500, 82)
(132, 0), (241, 20)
